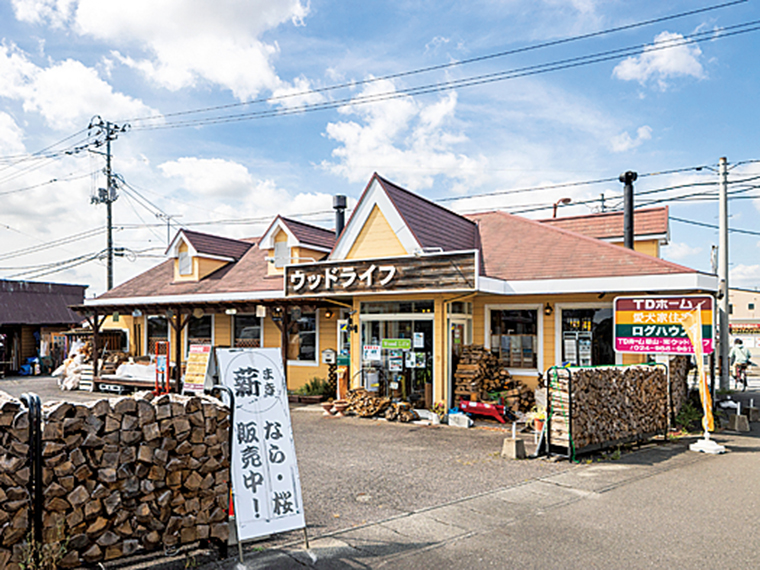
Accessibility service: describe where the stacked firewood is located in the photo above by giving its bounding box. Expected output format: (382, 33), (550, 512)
(500, 380), (535, 413)
(99, 352), (131, 376)
(383, 402), (419, 423)
(345, 389), (419, 422)
(38, 391), (230, 567)
(668, 356), (691, 417)
(0, 394), (31, 569)
(547, 366), (667, 450)
(453, 345), (512, 402)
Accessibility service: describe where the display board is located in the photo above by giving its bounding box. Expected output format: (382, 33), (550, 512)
(614, 295), (714, 354)
(216, 348), (306, 541)
(183, 344), (211, 394)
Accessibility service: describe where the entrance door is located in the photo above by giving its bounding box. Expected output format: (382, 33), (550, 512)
(360, 318), (433, 404)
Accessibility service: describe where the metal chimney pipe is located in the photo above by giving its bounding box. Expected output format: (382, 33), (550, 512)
(619, 171), (638, 249)
(333, 195), (347, 237)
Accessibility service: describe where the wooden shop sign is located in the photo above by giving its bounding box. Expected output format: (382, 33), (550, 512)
(284, 251), (477, 297)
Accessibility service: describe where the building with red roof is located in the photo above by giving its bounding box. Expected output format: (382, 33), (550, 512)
(80, 173), (716, 404)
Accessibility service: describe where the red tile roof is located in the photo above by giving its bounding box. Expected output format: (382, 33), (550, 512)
(469, 210), (693, 281)
(177, 229), (252, 260)
(279, 217), (336, 250)
(97, 241), (281, 300)
(0, 280), (86, 325)
(375, 174), (478, 252)
(539, 207), (669, 241)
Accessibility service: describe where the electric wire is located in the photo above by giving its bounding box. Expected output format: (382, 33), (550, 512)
(123, 0), (748, 125)
(129, 20), (760, 131)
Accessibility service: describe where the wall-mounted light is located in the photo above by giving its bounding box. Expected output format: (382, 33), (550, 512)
(324, 309), (333, 319)
(192, 308), (205, 319)
(544, 303), (553, 316)
(225, 308), (238, 315)
(131, 309), (142, 317)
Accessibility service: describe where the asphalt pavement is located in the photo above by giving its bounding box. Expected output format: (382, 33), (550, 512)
(2, 375), (758, 569)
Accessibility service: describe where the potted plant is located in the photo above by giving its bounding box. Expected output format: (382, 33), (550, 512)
(295, 376), (330, 404)
(529, 405), (546, 432)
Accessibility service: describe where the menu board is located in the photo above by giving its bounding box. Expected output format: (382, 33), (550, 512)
(183, 344), (211, 394)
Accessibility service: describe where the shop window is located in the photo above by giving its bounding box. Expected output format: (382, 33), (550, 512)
(448, 302), (472, 315)
(187, 315), (212, 352)
(147, 316), (168, 355)
(178, 250), (192, 275)
(561, 309), (614, 366)
(288, 310), (316, 362)
(750, 303), (756, 311)
(234, 315), (262, 348)
(490, 310), (538, 369)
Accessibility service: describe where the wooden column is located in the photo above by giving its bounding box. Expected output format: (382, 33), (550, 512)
(86, 312), (107, 378)
(271, 304), (290, 388)
(168, 308), (190, 393)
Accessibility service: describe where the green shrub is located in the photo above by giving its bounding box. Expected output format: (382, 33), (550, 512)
(675, 401), (703, 432)
(295, 376), (332, 397)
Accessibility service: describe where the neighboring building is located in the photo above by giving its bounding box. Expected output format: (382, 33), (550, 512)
(540, 206), (669, 258)
(0, 279), (87, 374)
(729, 287), (760, 360)
(81, 174), (716, 405)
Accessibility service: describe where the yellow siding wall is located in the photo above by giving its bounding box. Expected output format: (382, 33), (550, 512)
(101, 314), (135, 353)
(196, 257), (228, 280)
(346, 205), (407, 260)
(214, 314), (232, 347)
(610, 239), (660, 258)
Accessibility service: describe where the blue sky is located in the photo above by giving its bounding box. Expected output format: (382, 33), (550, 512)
(0, 0), (759, 296)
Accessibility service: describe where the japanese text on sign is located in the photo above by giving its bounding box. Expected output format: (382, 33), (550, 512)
(289, 264), (396, 293)
(216, 348), (305, 541)
(613, 295), (714, 355)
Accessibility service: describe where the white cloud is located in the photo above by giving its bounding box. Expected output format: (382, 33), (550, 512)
(610, 125), (652, 153)
(663, 242), (703, 262)
(0, 42), (156, 130)
(0, 112), (26, 155)
(613, 31), (705, 90)
(159, 157), (258, 199)
(731, 264), (760, 289)
(13, 0), (310, 101)
(321, 79), (487, 190)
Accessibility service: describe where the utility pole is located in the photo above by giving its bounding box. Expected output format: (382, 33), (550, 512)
(89, 117), (129, 290)
(600, 193), (606, 213)
(718, 157), (730, 390)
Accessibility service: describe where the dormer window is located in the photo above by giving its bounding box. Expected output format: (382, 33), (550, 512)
(178, 250), (192, 275)
(274, 241), (289, 268)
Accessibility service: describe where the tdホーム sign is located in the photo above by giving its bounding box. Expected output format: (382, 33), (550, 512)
(614, 295), (714, 355)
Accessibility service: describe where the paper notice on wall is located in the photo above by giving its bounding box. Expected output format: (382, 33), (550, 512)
(216, 348), (305, 541)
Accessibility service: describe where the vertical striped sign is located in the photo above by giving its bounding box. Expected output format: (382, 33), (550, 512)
(614, 295), (714, 354)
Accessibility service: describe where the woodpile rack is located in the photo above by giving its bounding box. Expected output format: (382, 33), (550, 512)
(542, 364), (669, 459)
(452, 345), (513, 403)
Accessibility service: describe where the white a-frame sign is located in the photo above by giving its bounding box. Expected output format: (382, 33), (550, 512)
(216, 348), (306, 540)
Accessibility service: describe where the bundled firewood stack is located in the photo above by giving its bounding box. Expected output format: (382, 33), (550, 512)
(36, 391), (230, 568)
(547, 365), (667, 450)
(0, 394), (31, 569)
(99, 352), (131, 376)
(383, 402), (419, 423)
(453, 345), (512, 402)
(345, 389), (391, 418)
(500, 380), (535, 413)
(345, 389), (418, 422)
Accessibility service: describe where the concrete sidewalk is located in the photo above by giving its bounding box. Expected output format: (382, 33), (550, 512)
(219, 424), (760, 570)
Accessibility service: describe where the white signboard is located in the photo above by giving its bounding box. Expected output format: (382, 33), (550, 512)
(216, 348), (305, 541)
(363, 345), (381, 361)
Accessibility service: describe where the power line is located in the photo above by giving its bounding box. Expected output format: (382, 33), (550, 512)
(129, 19), (760, 131)
(124, 1), (747, 125)
(671, 216), (760, 237)
(0, 171), (98, 197)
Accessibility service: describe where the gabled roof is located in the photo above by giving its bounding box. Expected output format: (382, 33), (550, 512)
(330, 173), (478, 259)
(258, 216), (336, 253)
(539, 206), (669, 242)
(96, 240), (280, 302)
(279, 217), (336, 250)
(376, 175), (479, 252)
(0, 280), (86, 325)
(469, 210), (692, 281)
(167, 229), (252, 261)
